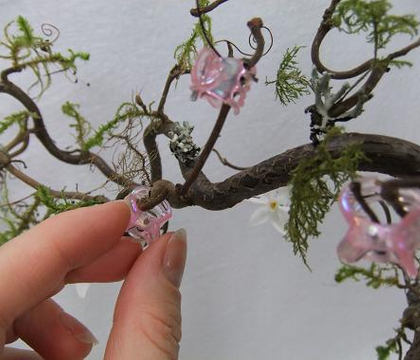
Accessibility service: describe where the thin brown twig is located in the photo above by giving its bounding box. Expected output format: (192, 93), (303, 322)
(190, 0), (230, 17)
(212, 148), (248, 171)
(157, 65), (187, 115)
(113, 134), (151, 185)
(0, 193), (35, 209)
(244, 18), (265, 68)
(0, 150), (108, 202)
(311, 0), (420, 80)
(311, 0), (373, 79)
(180, 104), (231, 196)
(0, 77), (135, 187)
(143, 120), (164, 183)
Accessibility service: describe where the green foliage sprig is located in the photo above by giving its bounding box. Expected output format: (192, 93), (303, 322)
(265, 45), (310, 106)
(35, 185), (103, 215)
(375, 326), (409, 360)
(0, 110), (34, 135)
(332, 0), (419, 51)
(0, 16), (89, 97)
(62, 102), (92, 149)
(376, 340), (398, 360)
(285, 127), (366, 264)
(174, 0), (214, 71)
(335, 263), (400, 289)
(83, 102), (145, 151)
(0, 181), (41, 244)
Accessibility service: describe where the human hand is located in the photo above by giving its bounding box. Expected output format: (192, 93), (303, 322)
(0, 201), (187, 359)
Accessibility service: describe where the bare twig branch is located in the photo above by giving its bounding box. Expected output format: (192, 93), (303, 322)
(311, 0), (420, 80)
(157, 66), (188, 115)
(0, 77), (135, 187)
(212, 148), (248, 170)
(190, 0), (230, 17)
(244, 18), (265, 68)
(0, 150), (108, 202)
(311, 0), (373, 79)
(180, 104), (231, 195)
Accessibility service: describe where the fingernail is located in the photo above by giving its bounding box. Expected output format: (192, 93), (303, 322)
(59, 312), (99, 346)
(116, 199), (132, 213)
(163, 228), (187, 288)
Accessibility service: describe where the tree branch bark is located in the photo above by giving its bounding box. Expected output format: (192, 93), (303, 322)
(173, 133), (420, 210)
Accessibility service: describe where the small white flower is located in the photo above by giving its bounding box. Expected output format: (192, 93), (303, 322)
(75, 283), (90, 298)
(248, 187), (291, 235)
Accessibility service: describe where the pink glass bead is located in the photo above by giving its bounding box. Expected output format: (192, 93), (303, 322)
(337, 177), (420, 278)
(124, 186), (172, 244)
(190, 47), (256, 115)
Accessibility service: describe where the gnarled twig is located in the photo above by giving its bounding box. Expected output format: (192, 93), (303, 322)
(0, 77), (134, 187)
(190, 0), (230, 17)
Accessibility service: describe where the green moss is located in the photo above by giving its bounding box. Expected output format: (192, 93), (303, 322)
(0, 110), (34, 135)
(83, 102), (145, 151)
(0, 181), (41, 243)
(285, 128), (367, 265)
(15, 15), (37, 47)
(174, 0), (214, 72)
(35, 185), (103, 215)
(62, 101), (91, 149)
(335, 263), (400, 289)
(0, 16), (89, 97)
(333, 0), (419, 51)
(375, 326), (408, 360)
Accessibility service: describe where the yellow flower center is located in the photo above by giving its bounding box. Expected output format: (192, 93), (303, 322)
(269, 200), (278, 211)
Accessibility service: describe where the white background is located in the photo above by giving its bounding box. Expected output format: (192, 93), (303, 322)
(1, 0), (420, 359)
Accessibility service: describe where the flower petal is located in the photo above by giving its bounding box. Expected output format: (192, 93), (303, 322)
(247, 196), (268, 205)
(274, 186), (291, 206)
(271, 208), (288, 235)
(249, 206), (271, 226)
(75, 283), (90, 299)
(272, 220), (286, 235)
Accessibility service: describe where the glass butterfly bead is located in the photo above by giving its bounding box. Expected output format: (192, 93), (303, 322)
(124, 186), (172, 245)
(337, 177), (420, 278)
(190, 47), (256, 115)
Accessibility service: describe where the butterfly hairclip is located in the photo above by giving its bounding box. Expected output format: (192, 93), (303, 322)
(124, 186), (172, 246)
(337, 177), (420, 278)
(190, 47), (256, 115)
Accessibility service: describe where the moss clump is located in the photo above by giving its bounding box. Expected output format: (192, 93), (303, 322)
(285, 127), (366, 265)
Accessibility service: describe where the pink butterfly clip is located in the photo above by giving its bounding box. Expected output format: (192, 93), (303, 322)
(124, 186), (172, 245)
(190, 47), (256, 115)
(337, 177), (420, 278)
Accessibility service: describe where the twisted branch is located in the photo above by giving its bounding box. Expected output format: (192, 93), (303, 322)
(0, 75), (134, 187)
(190, 0), (230, 17)
(311, 0), (420, 79)
(173, 133), (420, 210)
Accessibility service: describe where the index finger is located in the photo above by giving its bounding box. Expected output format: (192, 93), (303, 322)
(0, 201), (130, 329)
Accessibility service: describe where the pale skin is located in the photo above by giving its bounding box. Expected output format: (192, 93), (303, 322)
(0, 201), (187, 360)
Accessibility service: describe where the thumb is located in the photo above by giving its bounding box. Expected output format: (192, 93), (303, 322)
(105, 229), (187, 360)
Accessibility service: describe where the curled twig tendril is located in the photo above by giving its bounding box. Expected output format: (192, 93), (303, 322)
(41, 23), (60, 44)
(214, 26), (273, 58)
(249, 26), (273, 57)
